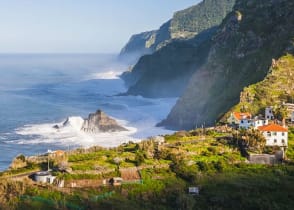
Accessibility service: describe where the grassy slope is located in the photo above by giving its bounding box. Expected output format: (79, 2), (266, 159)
(1, 128), (294, 209)
(225, 54), (294, 117)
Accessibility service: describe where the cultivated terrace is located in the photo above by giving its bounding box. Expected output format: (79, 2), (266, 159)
(1, 126), (294, 210)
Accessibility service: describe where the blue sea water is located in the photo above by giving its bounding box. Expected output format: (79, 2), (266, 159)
(0, 54), (176, 171)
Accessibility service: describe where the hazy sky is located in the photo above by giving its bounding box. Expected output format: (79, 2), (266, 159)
(0, 0), (201, 53)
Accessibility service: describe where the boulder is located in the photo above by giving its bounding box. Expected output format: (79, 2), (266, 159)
(81, 110), (128, 133)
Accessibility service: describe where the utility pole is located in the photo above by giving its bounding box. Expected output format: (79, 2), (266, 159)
(47, 153), (50, 171)
(47, 149), (53, 171)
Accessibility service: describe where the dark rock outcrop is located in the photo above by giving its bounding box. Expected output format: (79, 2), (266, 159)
(81, 110), (128, 132)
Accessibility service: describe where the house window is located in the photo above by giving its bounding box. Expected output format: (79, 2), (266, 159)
(282, 139), (285, 144)
(267, 132), (271, 137)
(274, 139), (277, 143)
(273, 132), (277, 136)
(241, 120), (244, 123)
(282, 132), (285, 136)
(267, 116), (270, 119)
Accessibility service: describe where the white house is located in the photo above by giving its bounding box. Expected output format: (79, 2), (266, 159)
(291, 111), (294, 123)
(251, 119), (269, 129)
(228, 112), (252, 125)
(34, 171), (56, 184)
(265, 107), (274, 120)
(258, 124), (288, 147)
(239, 118), (252, 129)
(239, 117), (269, 130)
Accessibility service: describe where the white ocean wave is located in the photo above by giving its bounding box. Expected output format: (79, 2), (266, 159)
(85, 70), (122, 80)
(14, 116), (139, 148)
(9, 89), (178, 149)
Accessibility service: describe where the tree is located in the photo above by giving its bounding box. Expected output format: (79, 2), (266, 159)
(134, 151), (145, 166)
(234, 129), (266, 153)
(274, 106), (288, 121)
(113, 157), (122, 169)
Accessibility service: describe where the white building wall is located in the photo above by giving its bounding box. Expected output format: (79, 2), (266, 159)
(263, 131), (288, 147)
(228, 113), (239, 124)
(291, 112), (294, 122)
(239, 119), (269, 130)
(252, 120), (269, 129)
(239, 119), (252, 129)
(265, 107), (274, 120)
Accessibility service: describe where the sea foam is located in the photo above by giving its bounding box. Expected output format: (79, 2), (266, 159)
(14, 116), (138, 148)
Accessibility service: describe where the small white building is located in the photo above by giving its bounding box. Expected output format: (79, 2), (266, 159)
(239, 118), (252, 129)
(188, 187), (200, 195)
(291, 111), (294, 123)
(239, 118), (269, 130)
(258, 124), (288, 147)
(152, 136), (165, 145)
(228, 112), (252, 125)
(109, 177), (123, 186)
(252, 119), (269, 129)
(265, 107), (274, 120)
(34, 171), (56, 184)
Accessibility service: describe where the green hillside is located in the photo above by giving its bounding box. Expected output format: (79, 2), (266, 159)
(1, 128), (294, 209)
(170, 0), (236, 39)
(226, 54), (294, 118)
(161, 0), (294, 129)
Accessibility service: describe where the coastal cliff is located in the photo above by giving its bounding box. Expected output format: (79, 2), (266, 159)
(160, 0), (294, 129)
(120, 0), (236, 93)
(222, 53), (294, 120)
(119, 0), (235, 64)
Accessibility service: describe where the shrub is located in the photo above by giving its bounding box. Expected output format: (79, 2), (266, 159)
(16, 154), (26, 162)
(134, 152), (145, 166)
(196, 161), (210, 172)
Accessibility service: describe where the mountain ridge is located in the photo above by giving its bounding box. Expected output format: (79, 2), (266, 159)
(119, 0), (236, 63)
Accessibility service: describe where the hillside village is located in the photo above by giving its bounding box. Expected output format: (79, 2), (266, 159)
(228, 105), (294, 148)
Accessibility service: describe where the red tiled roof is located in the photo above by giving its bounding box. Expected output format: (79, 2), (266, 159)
(233, 112), (251, 120)
(258, 124), (288, 132)
(53, 150), (65, 156)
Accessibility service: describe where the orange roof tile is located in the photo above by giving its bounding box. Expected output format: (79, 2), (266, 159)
(233, 112), (251, 120)
(258, 124), (288, 132)
(53, 150), (65, 156)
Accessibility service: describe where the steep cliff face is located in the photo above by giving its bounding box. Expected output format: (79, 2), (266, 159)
(119, 0), (235, 63)
(124, 27), (216, 97)
(222, 53), (294, 120)
(160, 0), (294, 129)
(119, 30), (157, 63)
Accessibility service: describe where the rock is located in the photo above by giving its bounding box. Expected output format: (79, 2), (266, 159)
(53, 125), (60, 129)
(9, 154), (27, 170)
(81, 110), (128, 133)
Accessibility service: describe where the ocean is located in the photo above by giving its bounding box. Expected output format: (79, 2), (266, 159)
(0, 54), (176, 171)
